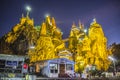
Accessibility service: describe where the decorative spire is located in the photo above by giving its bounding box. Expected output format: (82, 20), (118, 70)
(78, 20), (81, 27)
(46, 15), (51, 24)
(78, 20), (84, 30)
(93, 18), (97, 23)
(51, 17), (56, 28)
(22, 13), (24, 18)
(91, 18), (97, 25)
(72, 21), (76, 28)
(40, 22), (47, 35)
(69, 30), (74, 37)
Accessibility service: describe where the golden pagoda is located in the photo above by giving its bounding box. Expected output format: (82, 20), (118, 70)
(28, 15), (65, 62)
(0, 13), (111, 72)
(68, 18), (110, 72)
(88, 18), (110, 70)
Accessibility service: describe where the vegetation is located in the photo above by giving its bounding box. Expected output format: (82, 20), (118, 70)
(109, 43), (120, 72)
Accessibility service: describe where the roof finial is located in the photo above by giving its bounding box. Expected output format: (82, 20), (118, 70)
(91, 18), (97, 25)
(78, 20), (84, 30)
(40, 22), (47, 35)
(45, 15), (51, 24)
(93, 18), (96, 23)
(72, 21), (76, 28)
(78, 20), (81, 27)
(22, 13), (24, 18)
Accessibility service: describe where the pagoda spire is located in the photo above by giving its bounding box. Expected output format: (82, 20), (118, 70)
(22, 13), (24, 18)
(69, 30), (74, 37)
(93, 18), (97, 23)
(51, 17), (56, 29)
(72, 21), (76, 28)
(46, 15), (51, 24)
(78, 20), (81, 27)
(51, 17), (56, 26)
(40, 22), (47, 35)
(78, 20), (84, 30)
(69, 22), (75, 37)
(91, 18), (97, 25)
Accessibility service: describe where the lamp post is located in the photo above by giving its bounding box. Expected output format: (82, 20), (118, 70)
(26, 5), (31, 16)
(108, 56), (116, 75)
(45, 13), (50, 17)
(84, 29), (87, 33)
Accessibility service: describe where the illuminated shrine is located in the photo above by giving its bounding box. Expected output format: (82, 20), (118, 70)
(0, 14), (111, 75)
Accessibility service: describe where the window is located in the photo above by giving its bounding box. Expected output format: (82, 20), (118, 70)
(66, 64), (73, 70)
(50, 63), (58, 73)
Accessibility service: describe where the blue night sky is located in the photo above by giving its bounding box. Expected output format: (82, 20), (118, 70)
(0, 0), (120, 45)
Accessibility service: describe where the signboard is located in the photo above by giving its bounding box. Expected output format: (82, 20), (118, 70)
(22, 63), (28, 73)
(5, 61), (18, 67)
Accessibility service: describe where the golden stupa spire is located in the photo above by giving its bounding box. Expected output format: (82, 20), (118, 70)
(22, 13), (24, 18)
(69, 30), (74, 37)
(93, 18), (97, 23)
(69, 22), (75, 37)
(40, 22), (47, 35)
(51, 17), (56, 29)
(78, 20), (84, 30)
(72, 21), (76, 28)
(91, 18), (97, 25)
(78, 20), (81, 27)
(46, 15), (51, 24)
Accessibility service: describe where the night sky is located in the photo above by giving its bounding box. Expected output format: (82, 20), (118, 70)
(0, 0), (120, 45)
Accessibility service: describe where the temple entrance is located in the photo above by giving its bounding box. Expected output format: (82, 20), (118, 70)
(38, 58), (74, 77)
(60, 64), (65, 74)
(59, 64), (65, 74)
(59, 63), (71, 77)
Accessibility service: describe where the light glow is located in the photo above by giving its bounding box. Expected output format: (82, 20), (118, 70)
(84, 29), (87, 33)
(26, 6), (31, 12)
(108, 56), (115, 61)
(45, 13), (50, 17)
(29, 45), (35, 49)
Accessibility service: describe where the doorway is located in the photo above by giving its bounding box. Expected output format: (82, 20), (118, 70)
(59, 64), (65, 74)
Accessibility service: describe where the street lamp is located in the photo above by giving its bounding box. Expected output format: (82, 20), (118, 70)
(45, 13), (50, 18)
(26, 5), (31, 16)
(108, 56), (116, 74)
(84, 29), (87, 33)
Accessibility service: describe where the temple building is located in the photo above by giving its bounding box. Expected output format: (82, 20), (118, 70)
(0, 14), (111, 77)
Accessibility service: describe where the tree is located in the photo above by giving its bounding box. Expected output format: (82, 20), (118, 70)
(109, 43), (120, 71)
